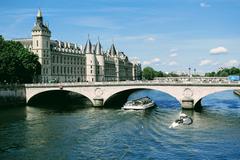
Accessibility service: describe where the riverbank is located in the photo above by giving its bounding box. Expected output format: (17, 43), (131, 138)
(0, 85), (26, 108)
(234, 89), (240, 96)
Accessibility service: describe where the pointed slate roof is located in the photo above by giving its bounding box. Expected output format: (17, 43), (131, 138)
(84, 39), (92, 54)
(95, 40), (102, 55)
(109, 44), (117, 56)
(37, 8), (42, 17)
(32, 9), (50, 33)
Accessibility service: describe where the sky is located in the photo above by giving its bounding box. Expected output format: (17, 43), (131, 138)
(0, 0), (239, 74)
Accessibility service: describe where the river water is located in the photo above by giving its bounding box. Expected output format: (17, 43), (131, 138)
(0, 90), (240, 159)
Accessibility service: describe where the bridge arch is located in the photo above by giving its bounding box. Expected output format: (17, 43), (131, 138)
(26, 89), (94, 106)
(194, 89), (238, 109)
(103, 87), (181, 107)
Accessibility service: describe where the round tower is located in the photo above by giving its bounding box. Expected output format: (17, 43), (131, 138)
(31, 9), (51, 83)
(95, 39), (105, 81)
(110, 43), (119, 81)
(84, 38), (96, 82)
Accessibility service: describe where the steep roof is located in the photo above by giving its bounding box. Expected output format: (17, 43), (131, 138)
(95, 40), (102, 55)
(37, 8), (42, 17)
(32, 9), (51, 33)
(84, 39), (92, 54)
(109, 44), (117, 56)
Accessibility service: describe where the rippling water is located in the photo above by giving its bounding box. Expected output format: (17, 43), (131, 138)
(0, 90), (240, 159)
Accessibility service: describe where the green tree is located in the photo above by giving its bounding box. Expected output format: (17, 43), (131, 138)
(0, 36), (41, 83)
(168, 72), (179, 77)
(142, 67), (155, 80)
(205, 67), (240, 77)
(229, 67), (240, 75)
(156, 70), (166, 77)
(205, 72), (216, 77)
(218, 71), (228, 77)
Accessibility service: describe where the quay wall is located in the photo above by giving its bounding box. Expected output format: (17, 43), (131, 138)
(0, 85), (26, 107)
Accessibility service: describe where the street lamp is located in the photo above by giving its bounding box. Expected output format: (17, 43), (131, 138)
(194, 68), (196, 76)
(188, 67), (191, 76)
(188, 67), (191, 81)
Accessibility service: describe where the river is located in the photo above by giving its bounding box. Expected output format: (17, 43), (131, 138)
(0, 90), (240, 159)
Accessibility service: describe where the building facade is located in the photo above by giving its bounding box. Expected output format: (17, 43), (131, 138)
(14, 9), (141, 83)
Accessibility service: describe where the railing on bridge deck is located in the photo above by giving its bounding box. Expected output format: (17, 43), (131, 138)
(154, 77), (229, 83)
(25, 77), (240, 87)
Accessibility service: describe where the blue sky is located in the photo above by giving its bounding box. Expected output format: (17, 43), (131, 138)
(0, 0), (239, 74)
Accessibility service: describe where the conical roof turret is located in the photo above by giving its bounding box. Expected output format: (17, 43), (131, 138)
(84, 38), (92, 54)
(109, 43), (117, 56)
(32, 9), (51, 33)
(37, 8), (42, 17)
(95, 39), (102, 55)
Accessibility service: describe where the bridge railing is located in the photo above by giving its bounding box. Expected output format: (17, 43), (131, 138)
(25, 77), (240, 87)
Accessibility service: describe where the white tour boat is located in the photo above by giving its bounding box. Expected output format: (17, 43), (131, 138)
(122, 97), (155, 110)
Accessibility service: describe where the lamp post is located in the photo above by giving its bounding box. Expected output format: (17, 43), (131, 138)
(188, 67), (191, 81)
(194, 68), (196, 77)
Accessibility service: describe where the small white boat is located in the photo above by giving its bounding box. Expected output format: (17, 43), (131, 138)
(122, 97), (155, 110)
(169, 113), (193, 128)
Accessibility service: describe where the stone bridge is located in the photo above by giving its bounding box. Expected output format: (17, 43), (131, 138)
(25, 77), (240, 109)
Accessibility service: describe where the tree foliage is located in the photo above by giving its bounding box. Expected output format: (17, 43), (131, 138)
(142, 66), (182, 80)
(0, 36), (41, 83)
(142, 66), (240, 80)
(142, 67), (155, 80)
(205, 67), (240, 77)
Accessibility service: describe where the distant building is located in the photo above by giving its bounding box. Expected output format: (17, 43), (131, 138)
(14, 9), (141, 83)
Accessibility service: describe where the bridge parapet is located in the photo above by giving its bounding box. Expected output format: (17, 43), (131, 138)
(25, 77), (240, 87)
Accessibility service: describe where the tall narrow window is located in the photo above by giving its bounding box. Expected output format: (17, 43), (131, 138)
(52, 66), (55, 74)
(36, 40), (39, 47)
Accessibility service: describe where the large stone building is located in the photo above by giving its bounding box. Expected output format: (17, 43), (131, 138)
(14, 9), (141, 83)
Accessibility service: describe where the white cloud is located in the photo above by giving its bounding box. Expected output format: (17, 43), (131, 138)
(200, 2), (211, 8)
(170, 53), (178, 57)
(168, 61), (177, 66)
(146, 37), (156, 41)
(199, 59), (213, 66)
(223, 60), (239, 67)
(143, 61), (151, 65)
(169, 48), (178, 57)
(143, 57), (161, 65)
(130, 57), (141, 63)
(210, 46), (228, 55)
(130, 56), (139, 60)
(152, 57), (160, 63)
(120, 35), (157, 42)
